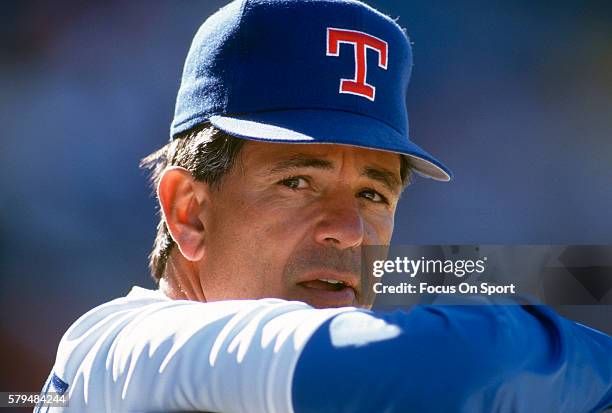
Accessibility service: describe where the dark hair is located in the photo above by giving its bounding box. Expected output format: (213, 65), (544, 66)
(140, 124), (412, 283)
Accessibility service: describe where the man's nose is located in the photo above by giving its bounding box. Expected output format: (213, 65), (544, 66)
(313, 191), (364, 249)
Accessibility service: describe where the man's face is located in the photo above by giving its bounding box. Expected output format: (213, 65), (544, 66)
(198, 141), (402, 308)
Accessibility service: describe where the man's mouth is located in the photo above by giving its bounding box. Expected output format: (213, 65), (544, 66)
(296, 274), (358, 307)
(300, 278), (349, 291)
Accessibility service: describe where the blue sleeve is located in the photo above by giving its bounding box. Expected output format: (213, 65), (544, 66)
(292, 303), (612, 413)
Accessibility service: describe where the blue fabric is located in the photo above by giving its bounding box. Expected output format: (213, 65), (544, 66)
(34, 372), (68, 413)
(209, 110), (450, 177)
(51, 372), (69, 395)
(171, 0), (452, 181)
(292, 302), (612, 412)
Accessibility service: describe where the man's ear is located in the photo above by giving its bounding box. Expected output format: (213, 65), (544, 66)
(157, 166), (210, 262)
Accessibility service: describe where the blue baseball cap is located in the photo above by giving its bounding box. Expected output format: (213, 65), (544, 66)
(171, 0), (452, 181)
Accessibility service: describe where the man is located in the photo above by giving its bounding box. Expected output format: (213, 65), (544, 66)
(40, 0), (612, 412)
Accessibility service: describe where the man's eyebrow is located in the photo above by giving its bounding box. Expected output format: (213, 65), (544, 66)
(269, 154), (400, 193)
(362, 166), (401, 194)
(269, 154), (334, 173)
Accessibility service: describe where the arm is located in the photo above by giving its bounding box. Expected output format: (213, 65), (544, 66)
(47, 291), (612, 412)
(293, 303), (612, 413)
(47, 293), (353, 412)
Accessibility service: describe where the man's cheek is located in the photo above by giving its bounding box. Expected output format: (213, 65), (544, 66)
(241, 242), (288, 292)
(364, 219), (394, 245)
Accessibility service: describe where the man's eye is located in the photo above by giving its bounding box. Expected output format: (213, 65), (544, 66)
(278, 176), (309, 190)
(359, 189), (388, 204)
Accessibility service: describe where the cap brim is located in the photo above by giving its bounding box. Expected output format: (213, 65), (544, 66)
(209, 110), (452, 181)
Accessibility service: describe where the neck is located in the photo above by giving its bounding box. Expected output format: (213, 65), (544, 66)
(159, 251), (207, 302)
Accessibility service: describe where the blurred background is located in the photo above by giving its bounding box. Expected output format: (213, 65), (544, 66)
(1, 0), (611, 401)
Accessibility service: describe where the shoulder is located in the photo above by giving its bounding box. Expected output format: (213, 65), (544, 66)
(52, 287), (307, 377)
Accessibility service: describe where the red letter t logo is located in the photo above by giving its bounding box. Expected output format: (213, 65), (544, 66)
(326, 28), (388, 101)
